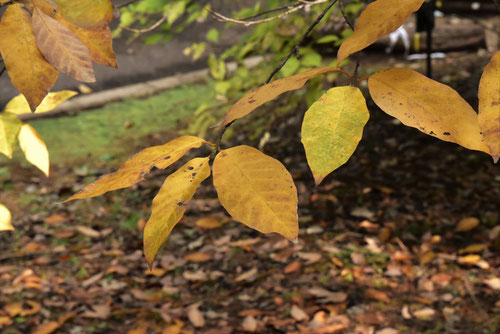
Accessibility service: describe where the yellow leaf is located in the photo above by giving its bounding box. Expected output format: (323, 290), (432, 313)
(18, 124), (50, 177)
(458, 254), (481, 265)
(478, 51), (500, 163)
(66, 23), (117, 68)
(66, 136), (207, 201)
(368, 68), (489, 153)
(455, 217), (480, 232)
(54, 0), (113, 28)
(162, 320), (184, 334)
(302, 86), (369, 184)
(213, 146), (298, 241)
(337, 0), (424, 65)
(216, 67), (338, 126)
(0, 4), (59, 111)
(4, 91), (77, 115)
(0, 113), (22, 158)
(32, 6), (96, 82)
(144, 157), (211, 267)
(0, 203), (13, 231)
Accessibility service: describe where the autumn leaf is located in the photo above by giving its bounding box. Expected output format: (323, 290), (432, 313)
(368, 68), (489, 153)
(143, 157), (211, 267)
(478, 51), (500, 163)
(337, 0), (425, 65)
(53, 0), (114, 28)
(32, 7), (96, 82)
(0, 113), (22, 158)
(216, 67), (338, 126)
(302, 86), (369, 184)
(67, 136), (208, 201)
(4, 91), (77, 115)
(213, 145), (298, 241)
(0, 4), (58, 111)
(0, 204), (13, 231)
(18, 124), (50, 177)
(66, 23), (117, 68)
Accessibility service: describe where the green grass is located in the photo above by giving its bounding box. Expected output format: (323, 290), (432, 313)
(5, 83), (214, 166)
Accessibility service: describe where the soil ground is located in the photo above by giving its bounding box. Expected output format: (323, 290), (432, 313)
(0, 48), (498, 334)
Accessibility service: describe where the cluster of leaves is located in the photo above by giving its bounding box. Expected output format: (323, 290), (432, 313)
(0, 0), (116, 111)
(67, 0), (499, 267)
(0, 0), (119, 231)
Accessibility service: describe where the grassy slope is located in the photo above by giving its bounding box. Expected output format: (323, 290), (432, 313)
(7, 83), (213, 166)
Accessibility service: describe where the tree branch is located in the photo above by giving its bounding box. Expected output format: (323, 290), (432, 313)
(339, 0), (360, 81)
(265, 0), (338, 84)
(210, 0), (339, 159)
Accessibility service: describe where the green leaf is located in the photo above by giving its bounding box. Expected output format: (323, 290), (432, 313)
(301, 86), (369, 184)
(206, 28), (219, 43)
(144, 157), (211, 267)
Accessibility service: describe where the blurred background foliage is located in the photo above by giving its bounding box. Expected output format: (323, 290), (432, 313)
(115, 0), (364, 140)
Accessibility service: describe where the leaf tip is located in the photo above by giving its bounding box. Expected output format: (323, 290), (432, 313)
(493, 155), (499, 164)
(290, 237), (299, 245)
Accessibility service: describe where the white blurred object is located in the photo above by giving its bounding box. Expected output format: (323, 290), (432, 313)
(385, 25), (410, 56)
(407, 52), (446, 60)
(471, 2), (480, 10)
(434, 10), (444, 17)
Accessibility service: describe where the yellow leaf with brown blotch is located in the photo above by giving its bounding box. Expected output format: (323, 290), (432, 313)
(213, 146), (298, 241)
(144, 157), (211, 267)
(66, 136), (208, 201)
(369, 68), (489, 153)
(478, 51), (500, 163)
(0, 113), (22, 158)
(0, 4), (59, 111)
(54, 0), (113, 28)
(337, 0), (424, 65)
(216, 67), (339, 126)
(32, 7), (96, 82)
(4, 91), (77, 115)
(302, 86), (369, 185)
(18, 124), (50, 177)
(0, 203), (13, 231)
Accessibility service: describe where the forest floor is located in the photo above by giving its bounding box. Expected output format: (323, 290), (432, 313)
(0, 50), (499, 334)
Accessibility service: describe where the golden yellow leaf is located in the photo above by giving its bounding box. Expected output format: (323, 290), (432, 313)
(213, 146), (298, 241)
(66, 23), (117, 68)
(216, 67), (338, 126)
(368, 68), (489, 153)
(4, 91), (77, 115)
(0, 113), (22, 158)
(32, 7), (96, 82)
(455, 217), (480, 232)
(478, 51), (500, 163)
(302, 86), (369, 185)
(0, 4), (59, 111)
(458, 254), (481, 265)
(67, 136), (207, 201)
(18, 123), (50, 176)
(143, 157), (211, 267)
(0, 203), (13, 231)
(54, 0), (113, 28)
(337, 0), (424, 65)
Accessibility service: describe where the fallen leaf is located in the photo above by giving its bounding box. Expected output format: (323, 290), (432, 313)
(484, 277), (500, 290)
(413, 308), (436, 320)
(284, 261), (301, 274)
(184, 252), (211, 263)
(195, 217), (223, 229)
(187, 303), (205, 328)
(82, 304), (111, 319)
(365, 289), (390, 303)
(241, 315), (258, 332)
(0, 204), (13, 231)
(456, 217), (480, 232)
(162, 320), (184, 334)
(291, 305), (309, 321)
(235, 267), (258, 282)
(75, 225), (101, 238)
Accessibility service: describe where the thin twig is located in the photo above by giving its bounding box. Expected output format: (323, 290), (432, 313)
(265, 0), (338, 84)
(122, 14), (168, 33)
(0, 66), (6, 79)
(338, 0), (360, 81)
(207, 0), (329, 27)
